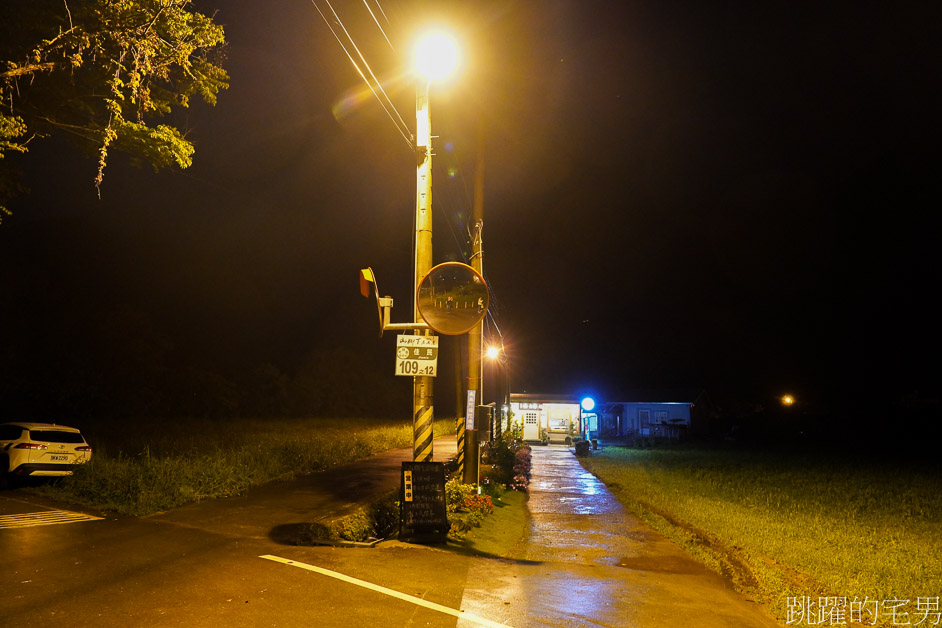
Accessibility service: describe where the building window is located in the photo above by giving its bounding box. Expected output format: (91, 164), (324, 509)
(654, 411), (668, 424)
(548, 417), (569, 432)
(525, 412), (538, 425)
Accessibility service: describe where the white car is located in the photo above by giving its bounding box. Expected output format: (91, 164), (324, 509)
(0, 422), (93, 486)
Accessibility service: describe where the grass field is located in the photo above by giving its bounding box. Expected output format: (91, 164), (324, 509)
(579, 446), (942, 627)
(31, 416), (456, 516)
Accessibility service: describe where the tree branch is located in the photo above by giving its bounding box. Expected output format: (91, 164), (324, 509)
(1, 62), (59, 79)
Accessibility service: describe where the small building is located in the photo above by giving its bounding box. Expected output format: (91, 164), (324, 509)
(598, 390), (703, 441)
(507, 393), (582, 444)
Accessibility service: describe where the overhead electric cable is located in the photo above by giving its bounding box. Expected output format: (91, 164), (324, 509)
(311, 0), (413, 150)
(363, 0), (395, 50)
(433, 198), (470, 264)
(372, 0), (392, 25)
(323, 0), (412, 143)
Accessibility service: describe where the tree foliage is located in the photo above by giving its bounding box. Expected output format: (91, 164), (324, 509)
(0, 0), (228, 221)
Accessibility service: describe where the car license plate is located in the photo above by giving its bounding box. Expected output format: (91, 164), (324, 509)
(49, 455), (69, 461)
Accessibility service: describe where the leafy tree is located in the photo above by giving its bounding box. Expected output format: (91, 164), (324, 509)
(0, 0), (228, 221)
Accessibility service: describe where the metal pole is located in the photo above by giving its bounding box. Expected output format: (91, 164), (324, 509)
(495, 357), (504, 440)
(505, 360), (511, 435)
(413, 81), (434, 462)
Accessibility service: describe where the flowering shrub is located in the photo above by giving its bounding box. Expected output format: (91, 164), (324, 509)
(513, 446), (532, 481)
(463, 493), (494, 515)
(509, 443), (532, 491)
(445, 477), (477, 513)
(482, 434), (532, 492)
(446, 479), (495, 539)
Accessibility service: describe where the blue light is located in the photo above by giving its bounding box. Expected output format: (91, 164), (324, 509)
(581, 397), (596, 412)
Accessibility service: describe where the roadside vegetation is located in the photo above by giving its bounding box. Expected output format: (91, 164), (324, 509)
(579, 445), (942, 626)
(446, 435), (532, 543)
(30, 416), (455, 516)
(293, 433), (533, 547)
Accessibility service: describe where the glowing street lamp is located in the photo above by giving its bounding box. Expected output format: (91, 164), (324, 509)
(781, 394), (796, 407)
(414, 33), (459, 81)
(410, 31), (459, 463)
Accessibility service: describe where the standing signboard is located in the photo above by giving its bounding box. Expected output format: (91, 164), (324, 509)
(400, 461), (449, 543)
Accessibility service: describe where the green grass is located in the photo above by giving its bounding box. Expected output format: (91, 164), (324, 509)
(32, 416), (456, 516)
(447, 490), (530, 558)
(580, 446), (942, 627)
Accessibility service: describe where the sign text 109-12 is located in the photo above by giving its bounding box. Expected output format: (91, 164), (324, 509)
(395, 335), (439, 377)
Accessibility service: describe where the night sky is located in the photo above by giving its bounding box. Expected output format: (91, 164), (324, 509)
(1, 1), (939, 427)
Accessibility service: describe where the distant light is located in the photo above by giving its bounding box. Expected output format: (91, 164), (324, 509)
(581, 397), (596, 412)
(414, 32), (459, 80)
(485, 346), (500, 360)
(781, 394), (795, 407)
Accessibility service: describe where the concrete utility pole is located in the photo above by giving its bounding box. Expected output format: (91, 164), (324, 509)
(463, 124), (486, 484)
(413, 81), (435, 463)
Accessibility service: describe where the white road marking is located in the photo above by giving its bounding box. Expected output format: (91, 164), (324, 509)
(0, 510), (104, 529)
(259, 554), (511, 628)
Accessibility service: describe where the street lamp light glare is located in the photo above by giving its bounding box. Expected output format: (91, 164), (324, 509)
(414, 32), (459, 80)
(486, 346), (501, 360)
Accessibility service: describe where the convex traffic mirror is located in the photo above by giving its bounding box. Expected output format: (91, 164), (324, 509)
(416, 262), (489, 335)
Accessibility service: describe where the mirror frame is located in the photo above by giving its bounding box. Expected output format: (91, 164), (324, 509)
(416, 262), (489, 335)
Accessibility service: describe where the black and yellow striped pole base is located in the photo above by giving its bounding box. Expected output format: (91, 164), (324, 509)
(413, 404), (434, 462)
(456, 417), (466, 477)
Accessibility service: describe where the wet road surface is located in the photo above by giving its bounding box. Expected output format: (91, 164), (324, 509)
(0, 440), (783, 627)
(457, 445), (781, 627)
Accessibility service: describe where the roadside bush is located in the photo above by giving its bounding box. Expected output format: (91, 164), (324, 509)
(445, 477), (477, 513)
(329, 489), (403, 542)
(513, 447), (532, 480)
(445, 478), (497, 539)
(482, 433), (532, 491)
(368, 491), (400, 538)
(462, 493), (494, 515)
(480, 477), (506, 498)
(449, 509), (485, 536)
(330, 509), (375, 542)
(293, 490), (399, 544)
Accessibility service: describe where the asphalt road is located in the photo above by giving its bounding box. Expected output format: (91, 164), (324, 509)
(0, 439), (783, 627)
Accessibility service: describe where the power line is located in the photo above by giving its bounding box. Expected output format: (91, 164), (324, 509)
(311, 0), (413, 150)
(363, 0), (394, 50)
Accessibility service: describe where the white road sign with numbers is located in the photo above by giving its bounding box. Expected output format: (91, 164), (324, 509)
(395, 335), (439, 377)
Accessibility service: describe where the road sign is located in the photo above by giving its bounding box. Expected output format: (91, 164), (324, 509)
(465, 390), (477, 430)
(395, 335), (439, 377)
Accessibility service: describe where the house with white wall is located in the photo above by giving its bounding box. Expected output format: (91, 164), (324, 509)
(508, 393), (582, 444)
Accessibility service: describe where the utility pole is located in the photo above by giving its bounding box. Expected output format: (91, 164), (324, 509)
(413, 81), (435, 463)
(463, 123), (485, 484)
